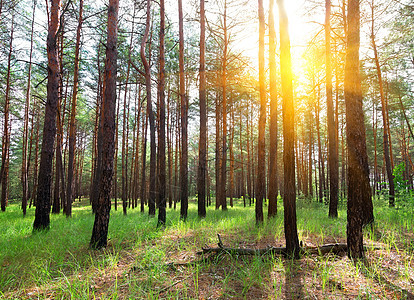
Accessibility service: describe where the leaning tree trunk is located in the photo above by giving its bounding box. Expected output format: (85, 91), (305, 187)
(278, 0), (300, 258)
(90, 0), (119, 249)
(33, 0), (60, 230)
(197, 0), (207, 218)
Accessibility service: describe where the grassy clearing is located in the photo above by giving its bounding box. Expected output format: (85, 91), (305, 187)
(0, 197), (413, 299)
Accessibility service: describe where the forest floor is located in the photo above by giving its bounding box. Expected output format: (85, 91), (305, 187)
(1, 196), (413, 299)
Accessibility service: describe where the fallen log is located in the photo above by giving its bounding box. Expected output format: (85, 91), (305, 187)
(198, 243), (348, 256)
(196, 234), (349, 257)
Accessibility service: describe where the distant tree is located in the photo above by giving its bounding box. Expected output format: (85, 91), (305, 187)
(345, 0), (372, 259)
(277, 0), (300, 258)
(33, 0), (61, 230)
(90, 0), (119, 249)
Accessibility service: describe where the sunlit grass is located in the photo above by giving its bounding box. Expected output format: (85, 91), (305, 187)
(0, 195), (413, 298)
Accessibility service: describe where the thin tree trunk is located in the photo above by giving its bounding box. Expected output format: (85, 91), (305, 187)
(370, 1), (394, 208)
(22, 0), (36, 216)
(179, 0), (188, 219)
(1, 14), (13, 212)
(229, 99), (235, 207)
(157, 0), (166, 226)
(66, 0), (83, 217)
(197, 0), (207, 218)
(326, 0), (339, 218)
(140, 105), (148, 212)
(140, 0), (156, 216)
(30, 104), (41, 208)
(268, 0), (278, 218)
(215, 89), (221, 209)
(256, 0), (266, 223)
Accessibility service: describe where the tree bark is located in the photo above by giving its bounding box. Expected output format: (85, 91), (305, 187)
(1, 14), (13, 212)
(66, 0), (83, 218)
(90, 0), (119, 249)
(179, 0), (188, 220)
(197, 0), (207, 218)
(157, 0), (167, 226)
(278, 0), (299, 258)
(256, 0), (266, 224)
(33, 0), (60, 230)
(22, 0), (36, 216)
(268, 0), (278, 218)
(326, 0), (339, 218)
(345, 0), (372, 259)
(140, 0), (156, 217)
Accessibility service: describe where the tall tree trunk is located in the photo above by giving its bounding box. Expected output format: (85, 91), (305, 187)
(239, 104), (246, 206)
(1, 14), (13, 212)
(167, 88), (173, 208)
(140, 106), (148, 212)
(278, 0), (299, 258)
(33, 0), (60, 230)
(219, 2), (228, 212)
(66, 0), (83, 218)
(268, 0), (278, 218)
(345, 0), (372, 259)
(157, 0), (167, 226)
(215, 90), (221, 209)
(140, 0), (156, 216)
(90, 0), (119, 249)
(246, 105), (252, 204)
(370, 1), (394, 208)
(256, 0), (266, 224)
(30, 104), (41, 208)
(22, 0), (36, 216)
(326, 0), (339, 218)
(179, 0), (188, 219)
(197, 0), (207, 218)
(229, 99), (235, 207)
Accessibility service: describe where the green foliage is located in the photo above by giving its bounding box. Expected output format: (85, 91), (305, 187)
(393, 162), (408, 192)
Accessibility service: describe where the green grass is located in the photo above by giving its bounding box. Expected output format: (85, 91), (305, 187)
(0, 196), (413, 299)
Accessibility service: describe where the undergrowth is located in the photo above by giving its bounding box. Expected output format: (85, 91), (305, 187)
(0, 196), (413, 299)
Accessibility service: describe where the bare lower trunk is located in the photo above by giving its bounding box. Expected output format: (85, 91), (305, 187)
(33, 1), (60, 230)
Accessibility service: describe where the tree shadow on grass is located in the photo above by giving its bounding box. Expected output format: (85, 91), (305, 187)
(361, 259), (414, 299)
(283, 258), (304, 299)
